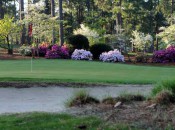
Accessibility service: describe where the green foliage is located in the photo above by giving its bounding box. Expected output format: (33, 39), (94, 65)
(0, 15), (21, 54)
(22, 3), (59, 42)
(66, 90), (99, 107)
(157, 25), (175, 48)
(90, 43), (113, 59)
(131, 30), (153, 52)
(152, 80), (175, 96)
(0, 16), (20, 42)
(66, 34), (89, 51)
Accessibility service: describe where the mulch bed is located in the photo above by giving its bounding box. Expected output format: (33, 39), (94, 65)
(0, 53), (32, 60)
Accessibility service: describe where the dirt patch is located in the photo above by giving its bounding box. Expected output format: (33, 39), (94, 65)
(66, 102), (175, 129)
(0, 53), (32, 60)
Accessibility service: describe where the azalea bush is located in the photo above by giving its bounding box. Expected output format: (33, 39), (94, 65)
(99, 49), (124, 62)
(45, 44), (69, 59)
(38, 42), (50, 57)
(152, 45), (175, 63)
(18, 45), (32, 56)
(71, 49), (93, 60)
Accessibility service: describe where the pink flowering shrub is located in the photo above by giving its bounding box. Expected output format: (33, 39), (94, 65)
(71, 49), (93, 60)
(152, 45), (175, 63)
(45, 44), (69, 59)
(99, 49), (124, 62)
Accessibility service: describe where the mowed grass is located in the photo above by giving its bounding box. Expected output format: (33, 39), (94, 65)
(0, 113), (131, 130)
(0, 59), (175, 84)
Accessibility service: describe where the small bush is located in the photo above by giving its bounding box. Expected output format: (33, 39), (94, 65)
(90, 43), (113, 59)
(71, 49), (93, 60)
(66, 90), (99, 107)
(66, 34), (89, 51)
(152, 45), (175, 63)
(45, 44), (69, 59)
(135, 53), (149, 63)
(99, 49), (124, 62)
(18, 45), (32, 56)
(152, 80), (175, 96)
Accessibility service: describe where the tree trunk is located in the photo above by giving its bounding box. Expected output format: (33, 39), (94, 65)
(6, 36), (13, 55)
(172, 0), (174, 24)
(0, 0), (4, 19)
(19, 0), (26, 44)
(116, 0), (122, 34)
(45, 0), (51, 15)
(51, 0), (56, 44)
(59, 0), (64, 45)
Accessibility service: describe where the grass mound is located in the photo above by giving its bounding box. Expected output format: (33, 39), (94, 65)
(66, 90), (99, 107)
(152, 80), (175, 104)
(102, 93), (145, 105)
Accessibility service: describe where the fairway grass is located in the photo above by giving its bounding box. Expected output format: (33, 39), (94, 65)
(0, 59), (175, 84)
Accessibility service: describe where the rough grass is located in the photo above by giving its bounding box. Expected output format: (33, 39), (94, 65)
(0, 112), (135, 130)
(0, 59), (175, 84)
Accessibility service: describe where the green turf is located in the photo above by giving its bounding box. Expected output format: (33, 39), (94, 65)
(0, 59), (175, 84)
(0, 113), (133, 130)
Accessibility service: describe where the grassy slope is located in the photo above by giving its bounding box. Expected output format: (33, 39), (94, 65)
(0, 113), (131, 130)
(0, 59), (175, 84)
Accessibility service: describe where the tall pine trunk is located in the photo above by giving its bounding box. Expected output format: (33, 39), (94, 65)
(0, 0), (4, 19)
(59, 0), (64, 45)
(19, 0), (26, 44)
(51, 0), (55, 44)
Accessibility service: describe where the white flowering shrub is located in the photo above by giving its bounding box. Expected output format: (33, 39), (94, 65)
(71, 49), (93, 60)
(99, 49), (124, 62)
(130, 30), (153, 51)
(18, 45), (32, 56)
(73, 24), (100, 45)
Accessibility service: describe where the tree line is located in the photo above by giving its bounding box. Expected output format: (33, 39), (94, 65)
(0, 0), (175, 50)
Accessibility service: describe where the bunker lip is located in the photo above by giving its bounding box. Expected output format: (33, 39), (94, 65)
(0, 81), (153, 88)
